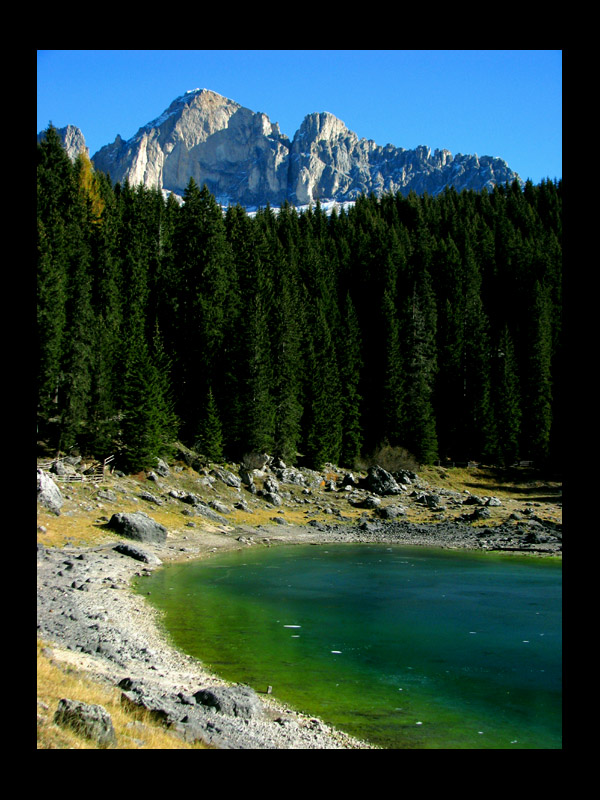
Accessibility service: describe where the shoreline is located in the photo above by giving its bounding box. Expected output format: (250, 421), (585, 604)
(37, 517), (560, 749)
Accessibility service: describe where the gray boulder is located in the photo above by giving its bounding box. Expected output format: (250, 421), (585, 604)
(415, 492), (443, 509)
(139, 490), (163, 506)
(113, 543), (162, 565)
(376, 504), (406, 519)
(212, 468), (242, 489)
(49, 460), (78, 478)
(274, 467), (306, 486)
(155, 458), (170, 477)
(209, 500), (232, 515)
(363, 466), (403, 496)
(54, 699), (116, 747)
(37, 469), (64, 515)
(359, 495), (382, 509)
(97, 489), (118, 503)
(193, 685), (264, 719)
(462, 493), (485, 505)
(106, 511), (167, 543)
(264, 476), (280, 495)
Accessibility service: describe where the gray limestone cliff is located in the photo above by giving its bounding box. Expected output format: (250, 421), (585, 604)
(46, 89), (522, 207)
(92, 89), (291, 206)
(37, 124), (89, 162)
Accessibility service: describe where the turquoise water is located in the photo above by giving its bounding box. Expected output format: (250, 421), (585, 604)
(135, 543), (562, 749)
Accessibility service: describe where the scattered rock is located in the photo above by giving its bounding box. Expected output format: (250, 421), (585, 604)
(359, 495), (382, 509)
(212, 468), (242, 489)
(415, 492), (443, 510)
(275, 467), (306, 486)
(54, 698), (116, 747)
(97, 489), (118, 503)
(50, 460), (79, 477)
(155, 458), (170, 477)
(106, 511), (167, 544)
(193, 685), (264, 720)
(462, 494), (485, 505)
(139, 491), (163, 505)
(209, 500), (232, 515)
(485, 496), (502, 507)
(460, 507), (492, 522)
(113, 543), (162, 565)
(376, 504), (406, 519)
(264, 476), (280, 495)
(263, 492), (283, 507)
(37, 469), (64, 515)
(362, 466), (403, 496)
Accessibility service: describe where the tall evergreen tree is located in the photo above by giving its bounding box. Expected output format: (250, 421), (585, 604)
(522, 281), (553, 464)
(224, 205), (275, 456)
(492, 326), (521, 466)
(302, 301), (343, 468)
(37, 127), (75, 448)
(119, 333), (173, 472)
(399, 278), (438, 464)
(380, 287), (404, 446)
(171, 180), (234, 439)
(57, 180), (96, 453)
(195, 386), (224, 462)
(267, 233), (305, 464)
(337, 291), (363, 468)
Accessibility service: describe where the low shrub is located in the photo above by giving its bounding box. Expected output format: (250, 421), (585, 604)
(356, 443), (419, 474)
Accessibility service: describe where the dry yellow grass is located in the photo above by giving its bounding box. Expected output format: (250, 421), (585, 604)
(420, 464), (561, 500)
(36, 640), (209, 749)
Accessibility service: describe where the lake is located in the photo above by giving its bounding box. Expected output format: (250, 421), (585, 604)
(135, 543), (562, 749)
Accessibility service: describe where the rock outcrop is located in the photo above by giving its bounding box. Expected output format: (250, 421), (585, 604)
(82, 88), (522, 208)
(37, 124), (89, 162)
(92, 89), (291, 206)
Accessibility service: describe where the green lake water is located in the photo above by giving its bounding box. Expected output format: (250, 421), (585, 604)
(134, 543), (562, 749)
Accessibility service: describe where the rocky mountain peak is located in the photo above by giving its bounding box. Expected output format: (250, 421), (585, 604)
(295, 111), (350, 143)
(41, 89), (523, 208)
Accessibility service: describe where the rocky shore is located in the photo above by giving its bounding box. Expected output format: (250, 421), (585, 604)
(37, 455), (561, 749)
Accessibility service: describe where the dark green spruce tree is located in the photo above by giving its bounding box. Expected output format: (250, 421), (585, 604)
(195, 386), (224, 462)
(37, 126), (75, 449)
(302, 300), (343, 468)
(492, 326), (521, 466)
(522, 281), (553, 464)
(171, 180), (234, 441)
(224, 205), (276, 457)
(337, 291), (363, 468)
(267, 221), (305, 464)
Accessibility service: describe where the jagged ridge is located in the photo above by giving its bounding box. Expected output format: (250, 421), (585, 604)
(44, 88), (523, 208)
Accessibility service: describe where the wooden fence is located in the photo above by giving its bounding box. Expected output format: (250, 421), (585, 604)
(38, 455), (114, 482)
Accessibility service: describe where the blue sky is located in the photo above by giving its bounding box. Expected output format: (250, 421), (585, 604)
(37, 50), (562, 185)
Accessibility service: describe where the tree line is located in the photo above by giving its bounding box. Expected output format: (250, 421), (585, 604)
(37, 125), (562, 473)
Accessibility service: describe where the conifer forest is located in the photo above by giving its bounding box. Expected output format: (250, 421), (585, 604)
(37, 126), (562, 473)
